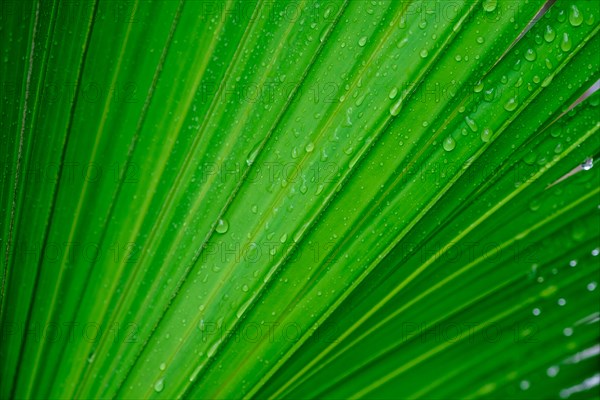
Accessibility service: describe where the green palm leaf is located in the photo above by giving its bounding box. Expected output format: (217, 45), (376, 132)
(1, 0), (598, 399)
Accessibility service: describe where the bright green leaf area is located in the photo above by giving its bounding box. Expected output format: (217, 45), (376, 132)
(1, 0), (599, 399)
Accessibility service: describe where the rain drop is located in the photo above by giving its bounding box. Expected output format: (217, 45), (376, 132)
(525, 48), (536, 61)
(389, 87), (398, 99)
(389, 98), (403, 116)
(512, 59), (522, 71)
(554, 142), (563, 154)
(443, 137), (456, 152)
(215, 219), (229, 234)
(561, 32), (572, 52)
(480, 128), (492, 143)
(420, 49), (429, 58)
(246, 142), (261, 166)
(465, 116), (478, 132)
(242, 284), (249, 292)
(529, 199), (540, 211)
(358, 36), (367, 47)
(319, 26), (330, 43)
(557, 298), (566, 306)
(563, 327), (573, 336)
(544, 25), (556, 42)
(159, 362), (166, 371)
(523, 152), (537, 165)
(569, 5), (583, 26)
(541, 75), (553, 87)
(581, 157), (593, 170)
(504, 97), (518, 112)
(305, 142), (314, 153)
(586, 13), (595, 26)
(396, 37), (409, 48)
(514, 77), (523, 88)
(484, 87), (495, 102)
(154, 378), (164, 393)
(482, 0), (497, 12)
(355, 94), (365, 106)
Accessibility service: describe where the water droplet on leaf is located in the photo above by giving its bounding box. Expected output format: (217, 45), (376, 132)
(504, 97), (518, 111)
(480, 128), (492, 143)
(561, 32), (572, 52)
(442, 137), (456, 152)
(544, 25), (556, 42)
(484, 88), (495, 102)
(482, 0), (497, 12)
(215, 219), (229, 234)
(563, 327), (573, 336)
(569, 5), (583, 26)
(465, 116), (478, 132)
(389, 98), (402, 116)
(246, 142), (261, 166)
(525, 48), (536, 61)
(547, 366), (560, 377)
